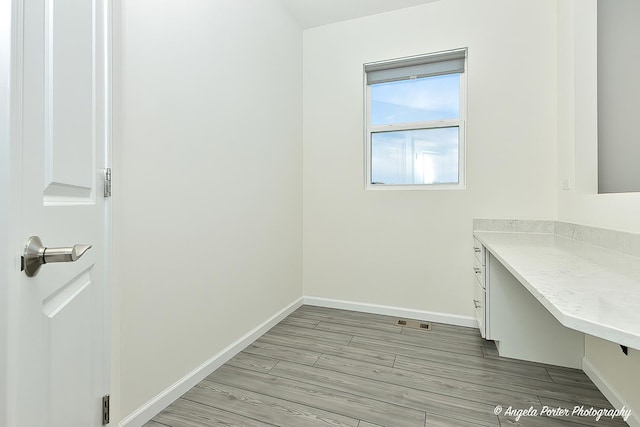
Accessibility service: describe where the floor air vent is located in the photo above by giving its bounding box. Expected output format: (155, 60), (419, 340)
(395, 319), (431, 331)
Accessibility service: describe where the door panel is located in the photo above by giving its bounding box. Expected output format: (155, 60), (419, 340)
(44, 0), (96, 203)
(13, 0), (110, 425)
(48, 268), (97, 426)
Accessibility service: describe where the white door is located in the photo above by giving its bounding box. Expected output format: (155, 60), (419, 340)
(6, 0), (111, 426)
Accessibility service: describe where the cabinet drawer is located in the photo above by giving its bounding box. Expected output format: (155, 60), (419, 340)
(473, 279), (486, 338)
(473, 255), (485, 289)
(473, 237), (485, 265)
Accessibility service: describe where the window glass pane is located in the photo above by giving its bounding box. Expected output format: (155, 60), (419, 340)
(370, 74), (460, 126)
(371, 127), (459, 185)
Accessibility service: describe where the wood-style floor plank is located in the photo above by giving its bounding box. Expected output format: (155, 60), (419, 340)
(309, 315), (487, 349)
(400, 324), (486, 345)
(290, 309), (405, 334)
(314, 321), (486, 357)
(310, 354), (539, 414)
(147, 306), (623, 427)
(393, 355), (611, 405)
(278, 316), (320, 329)
(349, 332), (483, 360)
(268, 323), (354, 345)
(425, 412), (490, 427)
(294, 304), (487, 347)
(394, 352), (554, 385)
(260, 330), (396, 367)
(349, 335), (552, 382)
(545, 368), (600, 390)
(185, 379), (359, 427)
(208, 365), (427, 427)
(297, 306), (483, 339)
(150, 397), (274, 427)
(243, 338), (321, 366)
(226, 352), (279, 374)
(270, 357), (503, 425)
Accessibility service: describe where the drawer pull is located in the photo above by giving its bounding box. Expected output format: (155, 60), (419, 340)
(473, 267), (481, 273)
(473, 299), (481, 309)
(473, 247), (481, 253)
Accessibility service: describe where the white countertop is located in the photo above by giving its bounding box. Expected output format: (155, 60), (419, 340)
(474, 231), (640, 350)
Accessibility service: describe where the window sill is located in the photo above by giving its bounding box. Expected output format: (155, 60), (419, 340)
(366, 183), (466, 191)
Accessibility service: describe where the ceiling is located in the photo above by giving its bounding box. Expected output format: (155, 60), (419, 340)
(279, 0), (440, 29)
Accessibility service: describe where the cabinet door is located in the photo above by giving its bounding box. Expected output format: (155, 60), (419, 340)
(473, 279), (485, 338)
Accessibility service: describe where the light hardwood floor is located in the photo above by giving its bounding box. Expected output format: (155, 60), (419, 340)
(144, 306), (628, 427)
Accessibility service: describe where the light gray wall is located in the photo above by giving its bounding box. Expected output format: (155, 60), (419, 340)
(597, 0), (640, 193)
(114, 0), (303, 418)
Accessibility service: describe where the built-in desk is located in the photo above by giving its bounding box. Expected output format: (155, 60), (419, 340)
(473, 222), (640, 368)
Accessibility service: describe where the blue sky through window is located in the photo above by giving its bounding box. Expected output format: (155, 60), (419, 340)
(370, 74), (460, 126)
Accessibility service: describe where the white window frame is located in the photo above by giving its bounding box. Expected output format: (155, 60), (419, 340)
(364, 49), (467, 190)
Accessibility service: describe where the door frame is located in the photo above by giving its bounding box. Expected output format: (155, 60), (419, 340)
(0, 0), (113, 424)
(0, 0), (24, 422)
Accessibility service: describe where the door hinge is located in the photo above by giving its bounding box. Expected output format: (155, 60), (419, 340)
(103, 168), (112, 198)
(102, 395), (110, 425)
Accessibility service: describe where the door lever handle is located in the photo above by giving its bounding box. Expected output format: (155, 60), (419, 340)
(43, 244), (92, 263)
(22, 236), (92, 277)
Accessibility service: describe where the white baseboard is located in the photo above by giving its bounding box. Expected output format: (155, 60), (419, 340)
(303, 296), (477, 328)
(583, 357), (639, 427)
(118, 297), (304, 427)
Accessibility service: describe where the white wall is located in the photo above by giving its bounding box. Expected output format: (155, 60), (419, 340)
(113, 0), (303, 419)
(303, 0), (558, 317)
(557, 0), (640, 417)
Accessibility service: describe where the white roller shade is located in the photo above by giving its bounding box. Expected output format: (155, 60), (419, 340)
(365, 48), (467, 85)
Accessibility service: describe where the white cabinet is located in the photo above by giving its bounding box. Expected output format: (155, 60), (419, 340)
(473, 233), (583, 368)
(483, 250), (584, 368)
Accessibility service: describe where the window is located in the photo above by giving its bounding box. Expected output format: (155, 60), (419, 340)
(364, 48), (467, 189)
